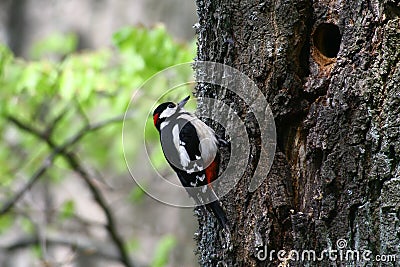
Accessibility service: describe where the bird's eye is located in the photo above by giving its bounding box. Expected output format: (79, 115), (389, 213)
(168, 103), (175, 108)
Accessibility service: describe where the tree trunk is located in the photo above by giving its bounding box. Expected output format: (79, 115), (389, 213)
(194, 0), (400, 266)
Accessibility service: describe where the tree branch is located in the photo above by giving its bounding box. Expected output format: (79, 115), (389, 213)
(2, 233), (133, 264)
(0, 154), (55, 215)
(46, 104), (72, 138)
(1, 114), (125, 216)
(63, 151), (134, 267)
(7, 114), (126, 149)
(5, 114), (133, 267)
(74, 99), (90, 126)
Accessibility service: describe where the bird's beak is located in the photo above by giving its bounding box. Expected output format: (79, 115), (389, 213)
(178, 95), (190, 108)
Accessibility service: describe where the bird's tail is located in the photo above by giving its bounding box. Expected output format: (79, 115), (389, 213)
(206, 200), (229, 230)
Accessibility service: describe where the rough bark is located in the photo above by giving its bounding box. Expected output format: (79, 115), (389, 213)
(194, 0), (400, 266)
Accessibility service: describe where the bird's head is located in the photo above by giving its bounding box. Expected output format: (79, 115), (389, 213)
(153, 96), (190, 131)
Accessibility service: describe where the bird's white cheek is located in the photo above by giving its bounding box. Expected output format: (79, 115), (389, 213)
(159, 107), (176, 119)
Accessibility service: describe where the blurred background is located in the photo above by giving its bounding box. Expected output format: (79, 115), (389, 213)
(0, 0), (197, 57)
(0, 0), (200, 266)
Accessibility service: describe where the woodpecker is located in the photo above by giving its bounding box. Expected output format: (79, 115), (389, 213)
(153, 96), (228, 229)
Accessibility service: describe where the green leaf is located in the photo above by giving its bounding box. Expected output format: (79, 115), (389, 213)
(151, 235), (177, 267)
(59, 68), (75, 99)
(20, 217), (35, 234)
(129, 186), (146, 203)
(0, 27), (196, 243)
(0, 45), (13, 77)
(17, 61), (57, 95)
(60, 200), (75, 220)
(30, 32), (78, 59)
(0, 214), (13, 234)
(31, 244), (43, 259)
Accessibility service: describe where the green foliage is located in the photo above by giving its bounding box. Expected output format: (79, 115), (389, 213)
(0, 214), (12, 234)
(0, 24), (195, 179)
(0, 25), (196, 261)
(31, 244), (43, 259)
(129, 185), (146, 203)
(151, 235), (177, 267)
(20, 217), (35, 234)
(59, 200), (75, 220)
(30, 32), (78, 59)
(113, 25), (193, 72)
(59, 50), (112, 101)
